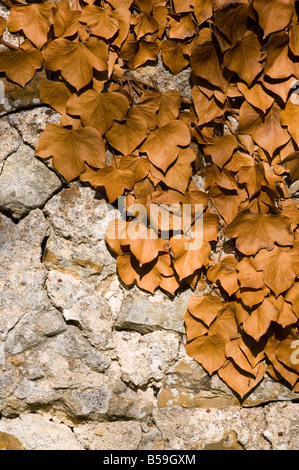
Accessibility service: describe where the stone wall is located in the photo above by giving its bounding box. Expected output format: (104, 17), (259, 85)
(0, 2), (298, 448)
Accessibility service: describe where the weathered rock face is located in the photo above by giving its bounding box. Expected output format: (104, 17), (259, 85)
(0, 59), (298, 449)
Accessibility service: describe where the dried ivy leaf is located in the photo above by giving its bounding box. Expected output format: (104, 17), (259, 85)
(170, 236), (211, 280)
(44, 37), (108, 91)
(105, 110), (148, 155)
(207, 256), (239, 296)
(187, 294), (223, 327)
(264, 32), (297, 80)
(193, 0), (213, 25)
(168, 14), (197, 40)
(225, 210), (294, 255)
(35, 124), (106, 183)
(280, 152), (299, 182)
(190, 40), (229, 92)
(0, 40), (43, 88)
(203, 134), (238, 168)
(218, 359), (265, 398)
(237, 81), (274, 114)
(7, 2), (54, 48)
(186, 333), (228, 375)
(275, 335), (299, 374)
(39, 80), (72, 114)
(214, 2), (249, 45)
(161, 40), (189, 74)
(223, 31), (263, 86)
(66, 89), (129, 136)
(252, 244), (299, 296)
(141, 120), (190, 172)
(243, 297), (279, 341)
(79, 5), (119, 39)
(0, 16), (6, 37)
(156, 90), (181, 128)
(253, 0), (295, 37)
(208, 185), (247, 225)
(236, 163), (268, 198)
(239, 102), (290, 156)
(191, 86), (225, 126)
(81, 165), (135, 203)
(184, 311), (209, 342)
(236, 258), (264, 290)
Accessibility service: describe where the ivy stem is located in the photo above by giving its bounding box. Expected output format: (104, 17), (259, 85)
(0, 38), (19, 50)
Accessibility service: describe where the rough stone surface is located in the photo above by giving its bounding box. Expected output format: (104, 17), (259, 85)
(0, 144), (62, 218)
(0, 99), (298, 449)
(0, 414), (84, 450)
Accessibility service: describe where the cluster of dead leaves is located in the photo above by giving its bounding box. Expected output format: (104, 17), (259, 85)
(1, 0), (299, 399)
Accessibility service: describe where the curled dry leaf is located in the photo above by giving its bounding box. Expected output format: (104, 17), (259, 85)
(44, 37), (108, 90)
(7, 2), (54, 48)
(225, 210), (294, 255)
(35, 124), (106, 182)
(0, 40), (43, 88)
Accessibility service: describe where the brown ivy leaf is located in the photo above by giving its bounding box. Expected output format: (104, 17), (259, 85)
(66, 89), (129, 136)
(170, 236), (211, 280)
(105, 109), (148, 155)
(51, 0), (70, 38)
(214, 2), (249, 45)
(191, 86), (225, 126)
(280, 152), (299, 182)
(289, 23), (299, 55)
(187, 294), (223, 327)
(225, 210), (294, 255)
(239, 102), (290, 156)
(281, 103), (299, 144)
(184, 311), (209, 342)
(119, 154), (150, 182)
(150, 147), (196, 194)
(129, 90), (160, 131)
(132, 12), (158, 40)
(39, 80), (72, 115)
(273, 296), (298, 327)
(0, 40), (43, 88)
(285, 282), (299, 317)
(243, 297), (280, 341)
(236, 286), (270, 309)
(237, 81), (274, 114)
(203, 135), (238, 168)
(79, 4), (119, 39)
(223, 31), (263, 86)
(35, 124), (106, 183)
(275, 335), (299, 374)
(44, 37), (108, 91)
(265, 335), (299, 386)
(264, 32), (297, 80)
(7, 2), (54, 48)
(161, 40), (189, 74)
(193, 0), (213, 25)
(218, 359), (265, 398)
(156, 90), (181, 128)
(225, 338), (260, 377)
(186, 333), (228, 375)
(207, 256), (239, 296)
(236, 163), (268, 198)
(190, 40), (229, 92)
(208, 185), (247, 225)
(168, 14), (197, 40)
(122, 225), (168, 265)
(140, 120), (190, 172)
(205, 165), (239, 191)
(80, 165), (135, 203)
(208, 304), (239, 340)
(253, 0), (295, 38)
(259, 73), (296, 103)
(236, 258), (264, 290)
(0, 16), (6, 36)
(252, 244), (299, 296)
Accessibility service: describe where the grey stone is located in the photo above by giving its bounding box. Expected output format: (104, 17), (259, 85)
(7, 106), (60, 149)
(113, 330), (180, 387)
(0, 119), (22, 164)
(0, 209), (50, 340)
(74, 420), (142, 450)
(0, 144), (62, 218)
(0, 414), (84, 450)
(116, 287), (192, 334)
